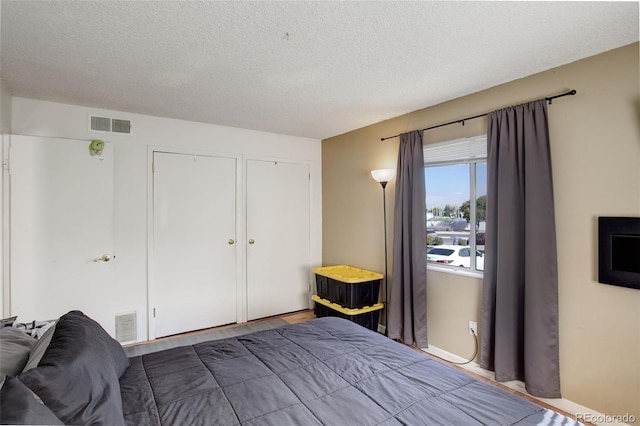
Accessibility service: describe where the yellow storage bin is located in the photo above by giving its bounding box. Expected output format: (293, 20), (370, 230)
(312, 265), (383, 283)
(312, 265), (383, 309)
(312, 295), (383, 331)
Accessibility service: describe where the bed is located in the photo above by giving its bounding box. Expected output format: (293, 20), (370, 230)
(1, 310), (580, 425)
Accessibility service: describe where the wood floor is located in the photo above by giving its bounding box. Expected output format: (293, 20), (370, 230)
(155, 309), (589, 424)
(278, 309), (317, 324)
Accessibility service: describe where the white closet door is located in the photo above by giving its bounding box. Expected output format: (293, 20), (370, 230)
(152, 152), (237, 337)
(10, 136), (115, 331)
(246, 160), (310, 320)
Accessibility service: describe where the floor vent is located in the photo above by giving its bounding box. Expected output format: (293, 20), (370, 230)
(90, 115), (132, 134)
(115, 312), (137, 343)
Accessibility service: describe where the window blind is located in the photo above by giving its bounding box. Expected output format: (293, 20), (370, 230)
(423, 136), (487, 165)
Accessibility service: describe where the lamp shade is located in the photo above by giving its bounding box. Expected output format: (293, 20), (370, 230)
(371, 169), (395, 183)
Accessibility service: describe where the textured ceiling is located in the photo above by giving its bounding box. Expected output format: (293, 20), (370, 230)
(1, 1), (638, 140)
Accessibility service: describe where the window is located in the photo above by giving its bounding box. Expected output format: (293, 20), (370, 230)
(425, 136), (487, 273)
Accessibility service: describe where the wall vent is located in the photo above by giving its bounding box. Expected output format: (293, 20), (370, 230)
(90, 115), (132, 134)
(112, 119), (132, 134)
(91, 116), (111, 132)
(115, 312), (137, 343)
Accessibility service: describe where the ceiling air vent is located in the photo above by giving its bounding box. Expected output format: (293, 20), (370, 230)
(115, 312), (137, 343)
(90, 115), (132, 134)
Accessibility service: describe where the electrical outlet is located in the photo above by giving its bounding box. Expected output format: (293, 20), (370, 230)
(468, 320), (477, 336)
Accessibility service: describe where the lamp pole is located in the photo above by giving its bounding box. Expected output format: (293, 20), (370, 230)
(380, 180), (390, 335)
(371, 168), (395, 335)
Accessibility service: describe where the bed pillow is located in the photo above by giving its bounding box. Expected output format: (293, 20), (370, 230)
(0, 375), (63, 425)
(0, 327), (37, 376)
(23, 311), (129, 377)
(18, 311), (128, 425)
(21, 322), (56, 372)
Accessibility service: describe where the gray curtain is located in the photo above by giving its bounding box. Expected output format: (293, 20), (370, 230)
(388, 130), (428, 347)
(480, 100), (561, 398)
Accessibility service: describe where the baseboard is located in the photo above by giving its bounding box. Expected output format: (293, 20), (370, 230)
(421, 345), (630, 426)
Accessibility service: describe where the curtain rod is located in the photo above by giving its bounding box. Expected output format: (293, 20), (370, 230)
(380, 89), (577, 142)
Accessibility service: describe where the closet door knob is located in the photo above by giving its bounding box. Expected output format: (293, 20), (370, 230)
(228, 239), (235, 245)
(248, 239), (255, 245)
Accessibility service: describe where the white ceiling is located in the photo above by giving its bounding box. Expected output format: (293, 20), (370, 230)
(1, 1), (638, 140)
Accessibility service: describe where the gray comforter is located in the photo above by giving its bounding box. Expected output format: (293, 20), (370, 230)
(119, 317), (579, 425)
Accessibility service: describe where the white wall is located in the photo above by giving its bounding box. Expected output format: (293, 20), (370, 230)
(0, 79), (12, 133)
(0, 80), (13, 317)
(8, 97), (322, 340)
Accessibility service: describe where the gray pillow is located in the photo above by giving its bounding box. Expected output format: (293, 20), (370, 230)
(21, 322), (56, 372)
(0, 327), (36, 376)
(18, 311), (127, 425)
(0, 375), (63, 425)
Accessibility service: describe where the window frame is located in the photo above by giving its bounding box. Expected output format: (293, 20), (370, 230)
(424, 135), (487, 277)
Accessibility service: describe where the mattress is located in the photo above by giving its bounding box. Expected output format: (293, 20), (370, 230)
(119, 317), (580, 425)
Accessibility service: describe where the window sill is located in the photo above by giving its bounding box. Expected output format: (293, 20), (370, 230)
(427, 264), (484, 279)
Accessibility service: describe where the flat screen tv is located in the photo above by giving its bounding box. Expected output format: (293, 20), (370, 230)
(598, 217), (640, 290)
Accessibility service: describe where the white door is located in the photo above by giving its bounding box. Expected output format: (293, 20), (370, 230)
(246, 160), (310, 320)
(10, 135), (115, 331)
(151, 152), (237, 338)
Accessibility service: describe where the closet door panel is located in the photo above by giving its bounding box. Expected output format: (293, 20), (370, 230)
(246, 160), (310, 320)
(152, 152), (237, 337)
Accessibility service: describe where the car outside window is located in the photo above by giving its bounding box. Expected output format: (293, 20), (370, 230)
(428, 248), (455, 256)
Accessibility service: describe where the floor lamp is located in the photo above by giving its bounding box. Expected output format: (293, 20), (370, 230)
(371, 168), (395, 335)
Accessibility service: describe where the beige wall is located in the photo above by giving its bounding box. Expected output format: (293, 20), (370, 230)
(322, 42), (640, 419)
